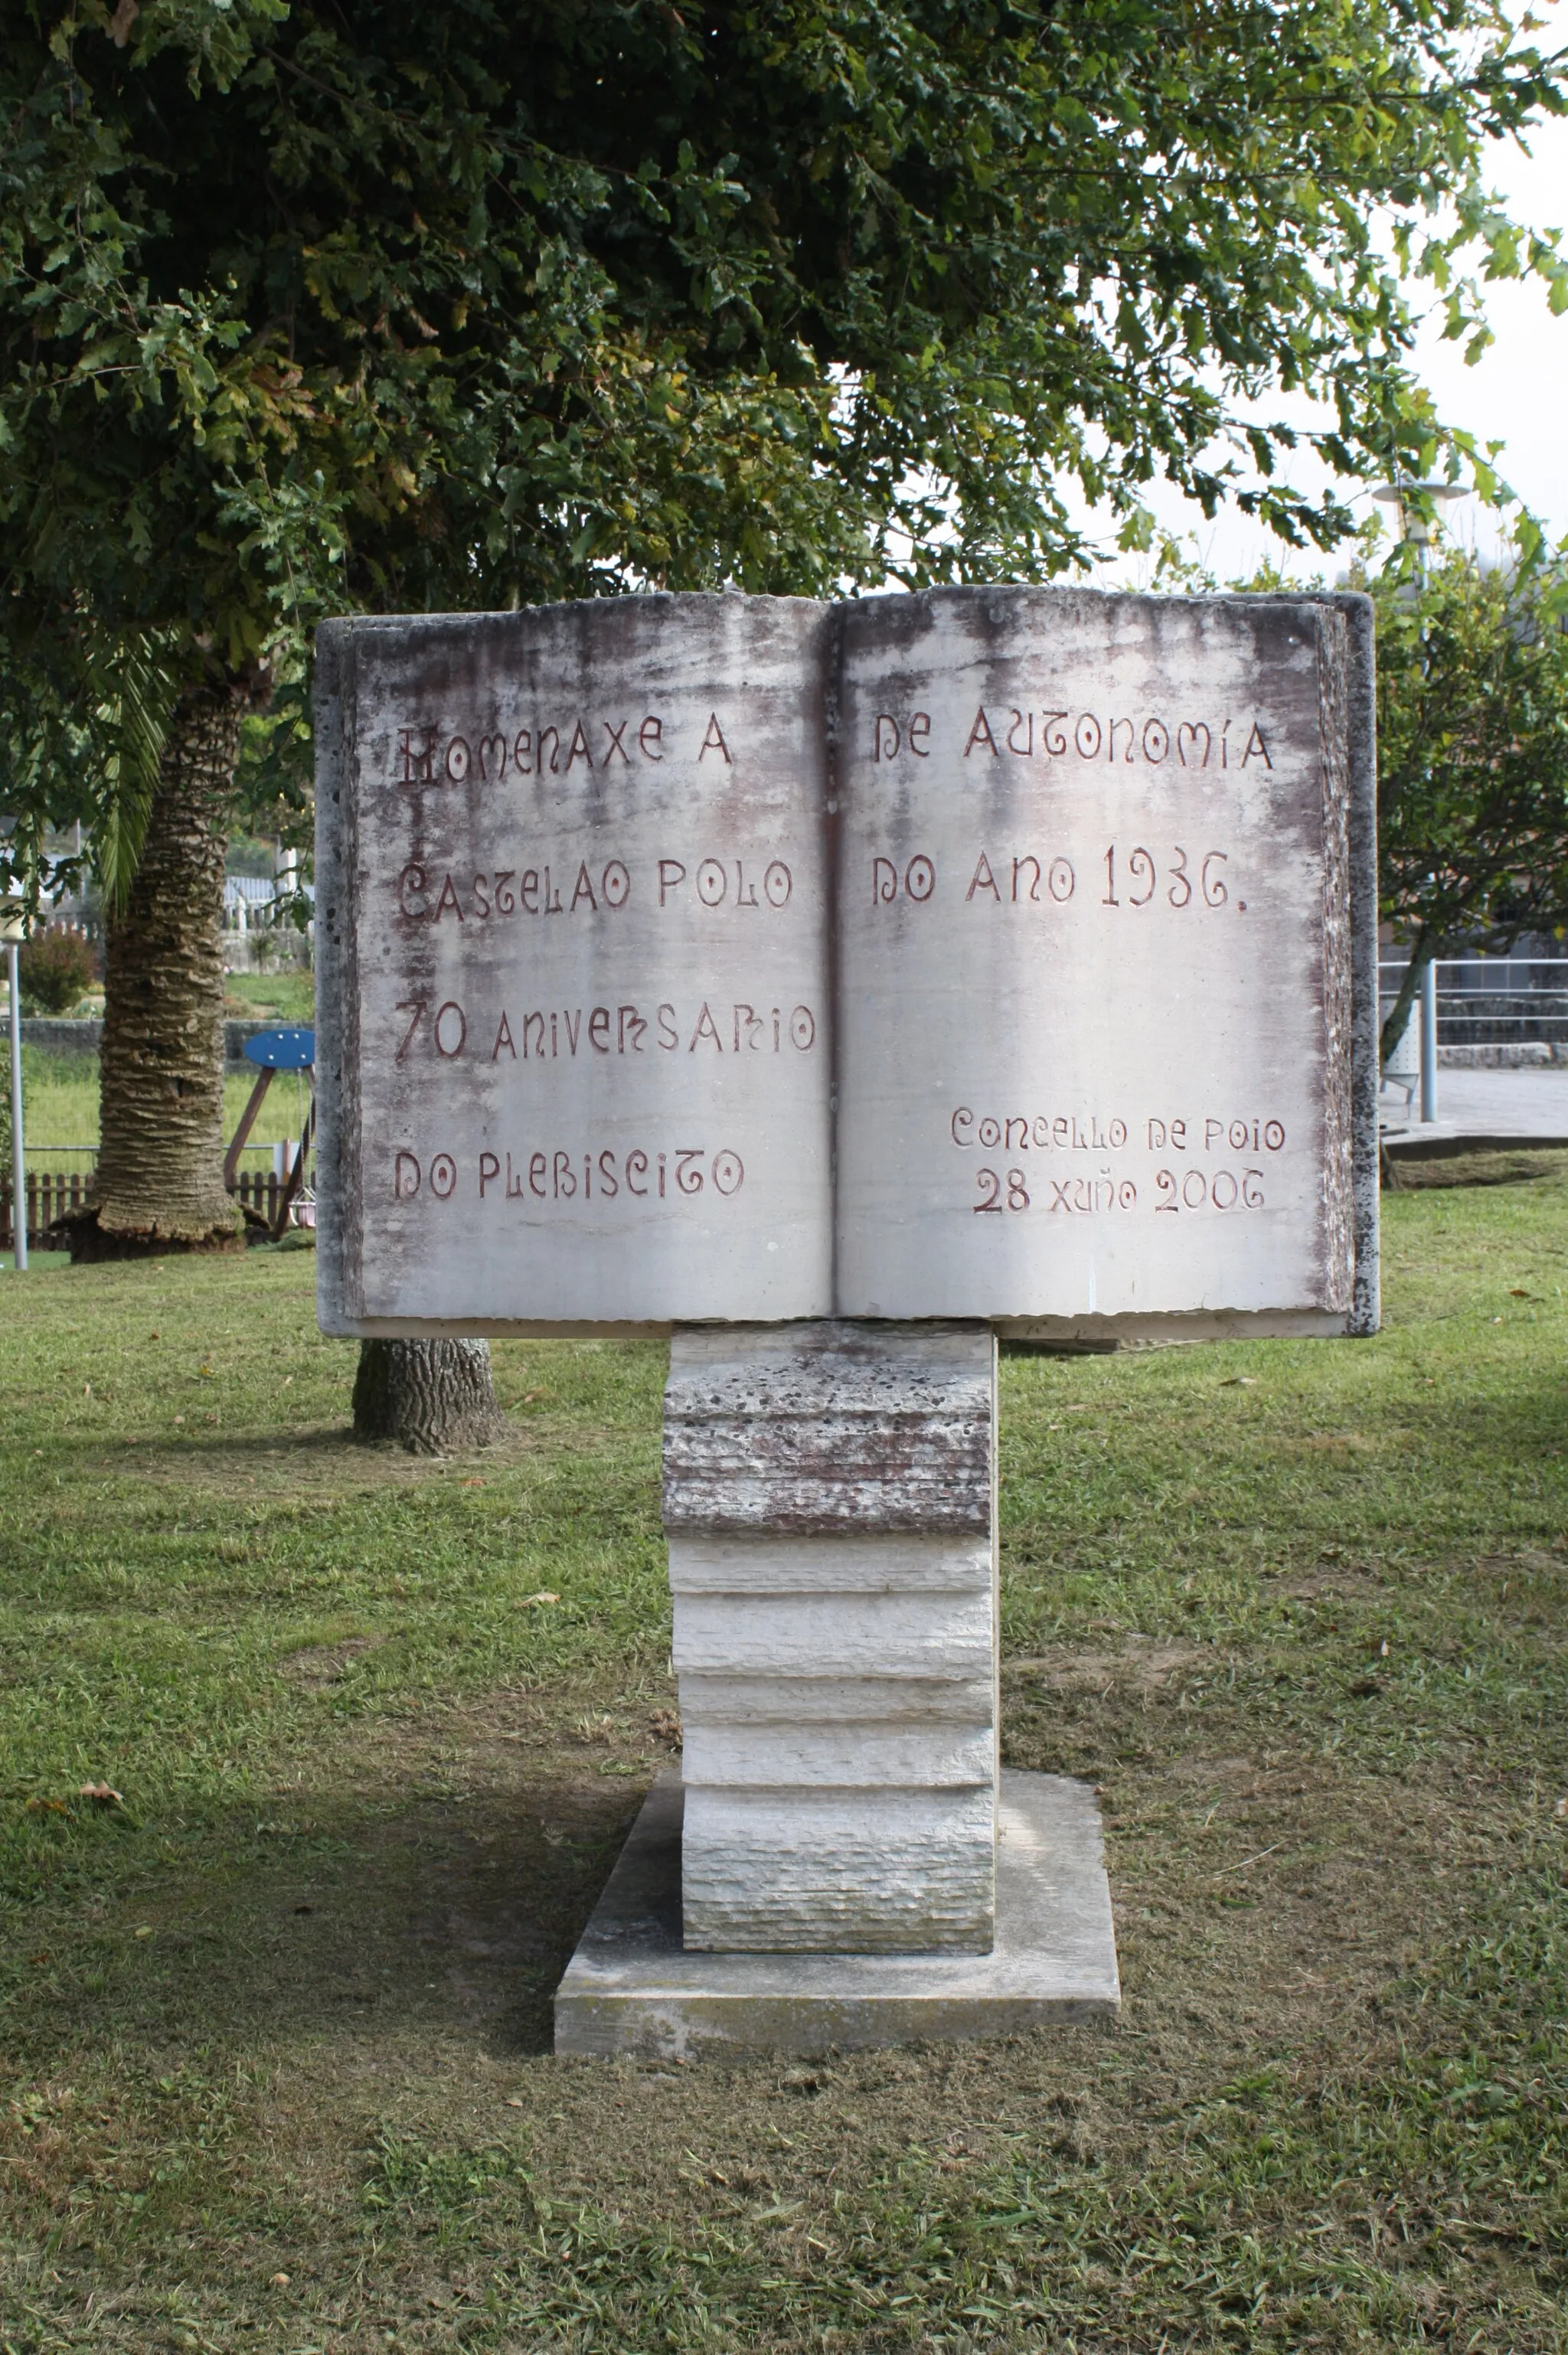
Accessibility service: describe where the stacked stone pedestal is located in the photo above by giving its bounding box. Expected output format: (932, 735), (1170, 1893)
(664, 1323), (998, 1953)
(552, 1321), (1120, 2055)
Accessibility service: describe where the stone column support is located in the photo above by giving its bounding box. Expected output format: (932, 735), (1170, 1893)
(662, 1321), (998, 1954)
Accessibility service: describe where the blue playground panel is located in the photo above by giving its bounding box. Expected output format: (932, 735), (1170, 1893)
(243, 1027), (315, 1070)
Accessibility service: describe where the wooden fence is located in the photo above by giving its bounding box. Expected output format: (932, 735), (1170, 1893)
(2, 1165), (308, 1245)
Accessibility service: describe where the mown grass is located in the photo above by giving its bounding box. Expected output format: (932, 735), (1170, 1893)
(2, 1178), (1566, 2353)
(18, 1047), (318, 1165)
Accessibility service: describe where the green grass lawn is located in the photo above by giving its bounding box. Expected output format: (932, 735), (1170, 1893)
(224, 968), (317, 1025)
(18, 1049), (318, 1170)
(2, 1182), (1566, 2352)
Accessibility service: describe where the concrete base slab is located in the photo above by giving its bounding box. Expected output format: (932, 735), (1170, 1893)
(554, 1767), (1119, 2057)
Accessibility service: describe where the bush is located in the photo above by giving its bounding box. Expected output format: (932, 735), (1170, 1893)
(18, 928), (96, 1016)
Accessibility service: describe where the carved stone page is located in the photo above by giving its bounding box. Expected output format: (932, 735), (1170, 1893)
(832, 587), (1356, 1328)
(315, 594), (834, 1332)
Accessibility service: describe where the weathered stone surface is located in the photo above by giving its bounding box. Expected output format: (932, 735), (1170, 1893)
(833, 587), (1364, 1325)
(553, 1768), (1119, 2056)
(315, 595), (835, 1332)
(316, 583), (1379, 1336)
(667, 1323), (998, 1954)
(662, 1324), (992, 1532)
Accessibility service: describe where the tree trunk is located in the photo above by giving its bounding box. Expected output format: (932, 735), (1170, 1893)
(72, 692), (245, 1259)
(352, 1338), (505, 1453)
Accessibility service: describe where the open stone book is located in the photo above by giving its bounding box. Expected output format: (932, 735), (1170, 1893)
(315, 585), (1377, 1340)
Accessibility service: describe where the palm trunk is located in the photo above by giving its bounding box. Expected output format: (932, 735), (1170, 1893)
(352, 1338), (505, 1453)
(76, 692), (244, 1257)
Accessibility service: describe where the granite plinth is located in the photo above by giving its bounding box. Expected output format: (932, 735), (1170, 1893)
(553, 1766), (1119, 2058)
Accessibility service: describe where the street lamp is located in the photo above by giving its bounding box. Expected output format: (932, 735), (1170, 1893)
(1371, 480), (1469, 582)
(1, 900), (25, 1269)
(1374, 479), (1469, 1125)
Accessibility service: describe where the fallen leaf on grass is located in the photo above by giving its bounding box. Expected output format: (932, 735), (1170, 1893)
(518, 1590), (560, 1608)
(460, 1478), (486, 1488)
(25, 1797), (72, 1815)
(512, 1388), (547, 1408)
(133, 1926), (153, 1939)
(78, 1782), (123, 1808)
(28, 1952), (49, 1967)
(270, 2273), (290, 2287)
(1220, 1377), (1256, 1387)
(648, 1709), (683, 1746)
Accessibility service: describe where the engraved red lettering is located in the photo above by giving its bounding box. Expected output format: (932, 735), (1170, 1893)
(433, 874), (462, 923)
(399, 728), (434, 783)
(430, 1154), (457, 1200)
(492, 1011), (516, 1061)
(698, 713), (732, 763)
(395, 1001), (426, 1060)
(479, 1151), (499, 1197)
(874, 856), (897, 906)
(394, 1151), (420, 1199)
(603, 719), (630, 765)
(689, 1002), (723, 1052)
(908, 712), (931, 757)
(626, 1150), (649, 1196)
(589, 1006), (611, 1053)
(639, 716), (664, 760)
(733, 1004), (763, 1052)
(570, 861), (598, 913)
(564, 720), (593, 770)
(964, 708), (999, 757)
(602, 860), (630, 908)
(434, 1001), (466, 1058)
(676, 1149), (704, 1194)
(445, 736), (471, 783)
(658, 859), (687, 906)
(397, 864), (428, 919)
(619, 1004), (647, 1053)
(1240, 723), (1272, 769)
(493, 870), (516, 915)
(657, 1004), (678, 1050)
(966, 854), (1001, 903)
(874, 715), (900, 761)
(471, 873), (491, 919)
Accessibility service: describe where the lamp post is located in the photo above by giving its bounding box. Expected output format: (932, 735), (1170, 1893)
(2, 900), (25, 1269)
(1374, 480), (1469, 1123)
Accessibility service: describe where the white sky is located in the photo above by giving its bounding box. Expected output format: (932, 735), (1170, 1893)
(1104, 100), (1568, 583)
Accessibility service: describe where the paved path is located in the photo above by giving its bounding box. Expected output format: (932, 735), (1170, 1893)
(1381, 1066), (1568, 1145)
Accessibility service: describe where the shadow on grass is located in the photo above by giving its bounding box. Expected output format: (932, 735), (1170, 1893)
(8, 1769), (643, 2066)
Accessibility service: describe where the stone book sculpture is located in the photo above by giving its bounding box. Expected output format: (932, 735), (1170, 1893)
(315, 585), (1378, 1345)
(315, 585), (1378, 2055)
